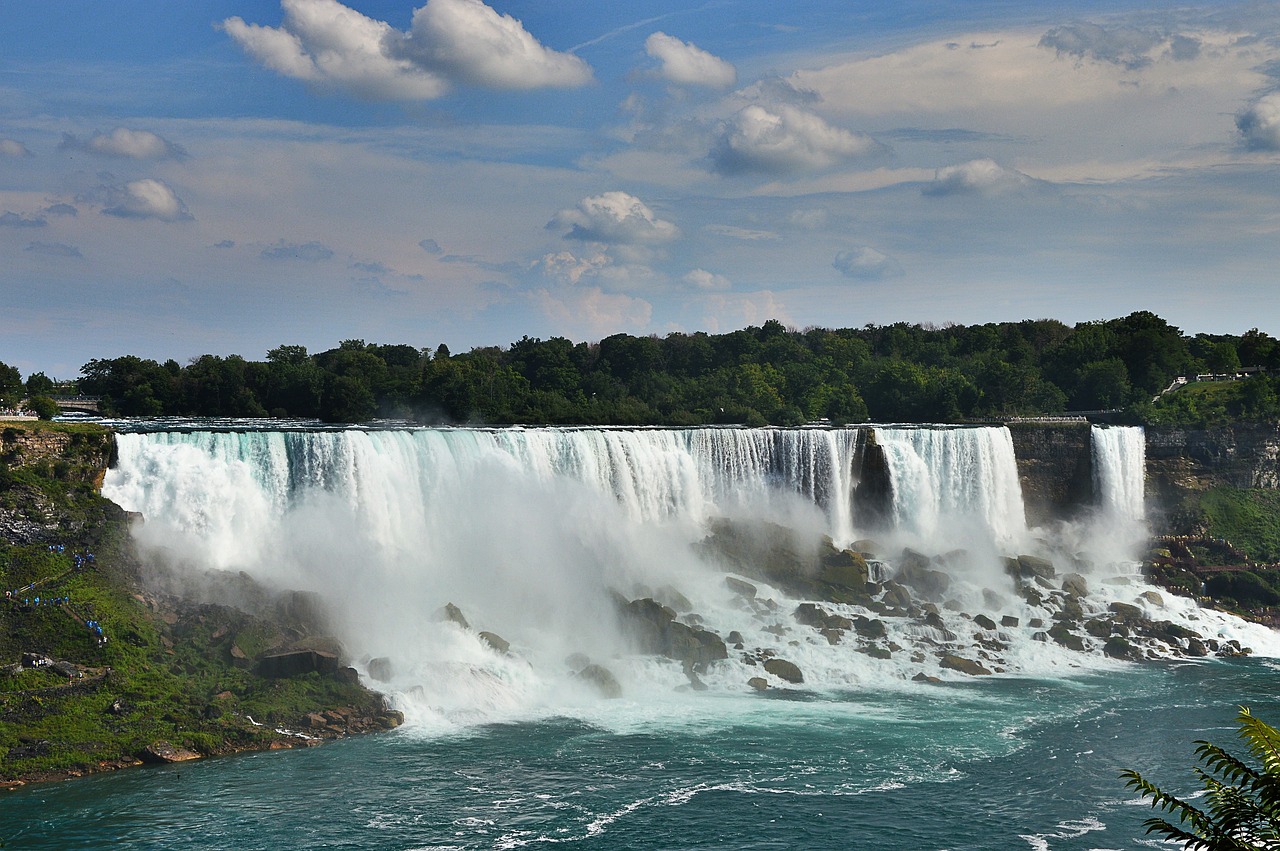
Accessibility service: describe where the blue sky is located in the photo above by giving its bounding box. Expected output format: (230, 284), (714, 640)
(2, 0), (1279, 378)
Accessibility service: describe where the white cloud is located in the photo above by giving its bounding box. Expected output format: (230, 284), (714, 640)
(223, 0), (448, 100)
(0, 139), (30, 157)
(644, 32), (736, 89)
(711, 104), (877, 175)
(550, 191), (679, 245)
(683, 268), (731, 290)
(101, 179), (193, 221)
(1237, 92), (1280, 151)
(223, 0), (590, 100)
(833, 246), (903, 280)
(61, 127), (185, 159)
(397, 0), (592, 90)
(539, 249), (611, 285)
(923, 158), (1034, 196)
(1038, 23), (1168, 70)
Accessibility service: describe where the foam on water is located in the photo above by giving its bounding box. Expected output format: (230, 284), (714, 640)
(102, 424), (1279, 731)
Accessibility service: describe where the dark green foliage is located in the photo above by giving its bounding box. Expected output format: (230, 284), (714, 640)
(64, 312), (1280, 425)
(0, 361), (21, 409)
(25, 396), (60, 421)
(1205, 572), (1280, 608)
(1122, 707), (1280, 849)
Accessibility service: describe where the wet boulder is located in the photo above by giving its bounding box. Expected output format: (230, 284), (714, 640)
(255, 649), (339, 679)
(436, 603), (470, 629)
(574, 663), (622, 699)
(763, 657), (804, 684)
(1061, 573), (1089, 599)
(973, 614), (997, 631)
(367, 657), (394, 682)
(747, 676), (769, 691)
(939, 654), (991, 676)
(479, 631), (510, 654)
(1017, 555), (1056, 580)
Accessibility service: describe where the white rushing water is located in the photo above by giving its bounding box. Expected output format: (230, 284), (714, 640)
(103, 424), (1280, 731)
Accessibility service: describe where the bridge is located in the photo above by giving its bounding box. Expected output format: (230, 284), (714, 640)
(49, 396), (102, 415)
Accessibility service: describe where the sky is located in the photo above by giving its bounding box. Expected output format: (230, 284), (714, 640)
(2, 0), (1280, 378)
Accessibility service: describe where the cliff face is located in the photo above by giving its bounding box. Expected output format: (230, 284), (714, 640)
(1144, 422), (1280, 536)
(1005, 424), (1094, 528)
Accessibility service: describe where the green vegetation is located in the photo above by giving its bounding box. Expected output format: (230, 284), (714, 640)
(0, 425), (391, 784)
(1123, 707), (1280, 849)
(1199, 489), (1280, 565)
(57, 311), (1279, 425)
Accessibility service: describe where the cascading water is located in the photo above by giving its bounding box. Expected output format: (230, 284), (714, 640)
(873, 425), (1029, 552)
(103, 423), (1280, 730)
(1092, 425), (1146, 522)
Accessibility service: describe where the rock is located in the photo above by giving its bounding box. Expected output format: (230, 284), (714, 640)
(853, 616), (887, 639)
(617, 597), (726, 667)
(973, 614), (997, 631)
(818, 548), (870, 593)
(479, 631), (510, 654)
(367, 657), (394, 682)
(1109, 602), (1143, 621)
(880, 581), (913, 609)
(334, 666), (360, 685)
(140, 741), (202, 764)
(255, 649), (340, 679)
(861, 646), (892, 660)
(1017, 555), (1056, 579)
(437, 602), (470, 629)
(378, 710), (405, 729)
(794, 602), (831, 627)
(912, 672), (942, 684)
(656, 585), (693, 612)
(1187, 638), (1209, 657)
(1104, 636), (1142, 661)
(896, 550), (950, 599)
(821, 629), (843, 645)
(1061, 573), (1089, 598)
(724, 576), (758, 599)
(1028, 618), (1045, 628)
(1000, 615), (1020, 628)
(1138, 591), (1164, 606)
(1084, 619), (1114, 639)
(1047, 622), (1086, 652)
(726, 631), (744, 645)
(939, 654), (991, 676)
(575, 663), (622, 699)
(762, 657), (804, 684)
(747, 676), (769, 691)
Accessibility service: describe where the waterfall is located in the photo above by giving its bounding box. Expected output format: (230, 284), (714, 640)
(1091, 425), (1146, 523)
(874, 425), (1028, 552)
(102, 423), (1279, 727)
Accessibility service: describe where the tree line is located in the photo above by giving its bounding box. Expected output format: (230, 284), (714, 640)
(5, 311), (1280, 425)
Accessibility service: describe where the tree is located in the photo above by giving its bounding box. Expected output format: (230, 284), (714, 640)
(0, 360), (22, 408)
(1122, 707), (1280, 849)
(25, 395), (60, 420)
(25, 371), (55, 396)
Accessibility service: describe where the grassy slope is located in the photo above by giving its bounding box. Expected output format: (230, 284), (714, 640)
(0, 423), (389, 783)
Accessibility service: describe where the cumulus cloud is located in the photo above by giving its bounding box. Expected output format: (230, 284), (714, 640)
(396, 0), (592, 90)
(0, 212), (47, 228)
(25, 241), (82, 258)
(644, 32), (736, 88)
(1237, 92), (1280, 151)
(549, 191), (679, 245)
(260, 240), (334, 261)
(1038, 23), (1168, 70)
(922, 158), (1034, 196)
(60, 127), (186, 159)
(0, 139), (31, 157)
(101, 179), (193, 221)
(539, 249), (611, 285)
(532, 286), (653, 338)
(223, 0), (589, 101)
(711, 104), (877, 175)
(683, 269), (731, 290)
(833, 246), (903, 280)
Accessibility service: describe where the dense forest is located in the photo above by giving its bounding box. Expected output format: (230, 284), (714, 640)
(6, 311), (1280, 426)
